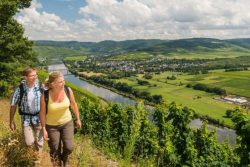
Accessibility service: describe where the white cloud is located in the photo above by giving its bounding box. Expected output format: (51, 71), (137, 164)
(16, 0), (71, 40)
(16, 0), (250, 41)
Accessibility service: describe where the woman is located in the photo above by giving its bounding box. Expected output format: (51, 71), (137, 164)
(40, 71), (81, 166)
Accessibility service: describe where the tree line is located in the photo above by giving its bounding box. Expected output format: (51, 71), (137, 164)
(86, 75), (163, 104)
(186, 83), (227, 95)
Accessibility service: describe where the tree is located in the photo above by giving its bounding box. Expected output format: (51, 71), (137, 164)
(0, 0), (35, 96)
(230, 108), (250, 166)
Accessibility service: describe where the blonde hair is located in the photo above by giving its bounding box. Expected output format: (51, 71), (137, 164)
(44, 71), (63, 89)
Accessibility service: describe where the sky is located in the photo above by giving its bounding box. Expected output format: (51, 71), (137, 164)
(16, 0), (250, 42)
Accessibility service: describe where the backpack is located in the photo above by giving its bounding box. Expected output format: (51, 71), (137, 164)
(44, 86), (70, 114)
(18, 82), (43, 116)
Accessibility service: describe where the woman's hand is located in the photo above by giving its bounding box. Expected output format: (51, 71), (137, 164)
(42, 127), (49, 141)
(76, 119), (82, 129)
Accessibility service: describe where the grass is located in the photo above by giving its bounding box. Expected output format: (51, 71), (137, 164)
(117, 70), (250, 126)
(164, 47), (250, 59)
(71, 135), (118, 167)
(189, 70), (250, 97)
(144, 70), (250, 98)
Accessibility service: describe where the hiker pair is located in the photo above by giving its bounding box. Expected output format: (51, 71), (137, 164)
(10, 68), (82, 166)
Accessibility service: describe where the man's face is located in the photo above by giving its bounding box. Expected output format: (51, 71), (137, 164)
(25, 71), (37, 85)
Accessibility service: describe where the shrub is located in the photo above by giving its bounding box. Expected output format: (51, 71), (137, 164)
(0, 130), (38, 166)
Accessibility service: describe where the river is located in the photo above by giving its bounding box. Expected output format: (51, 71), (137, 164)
(48, 63), (237, 145)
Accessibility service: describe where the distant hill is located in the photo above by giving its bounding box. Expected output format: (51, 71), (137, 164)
(35, 39), (165, 56)
(135, 38), (227, 54)
(34, 38), (250, 58)
(33, 45), (87, 58)
(226, 38), (250, 49)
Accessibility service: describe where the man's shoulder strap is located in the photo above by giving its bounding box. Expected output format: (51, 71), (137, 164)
(18, 82), (25, 106)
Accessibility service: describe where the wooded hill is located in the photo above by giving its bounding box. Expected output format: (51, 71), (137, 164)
(35, 38), (250, 57)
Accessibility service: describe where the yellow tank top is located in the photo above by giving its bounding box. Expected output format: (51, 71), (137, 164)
(46, 92), (72, 126)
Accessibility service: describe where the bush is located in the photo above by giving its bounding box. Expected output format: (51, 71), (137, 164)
(0, 130), (38, 166)
(144, 73), (153, 79)
(226, 109), (234, 118)
(137, 79), (150, 85)
(167, 75), (176, 80)
(0, 81), (12, 97)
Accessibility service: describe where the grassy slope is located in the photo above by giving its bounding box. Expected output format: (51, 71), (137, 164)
(0, 98), (117, 167)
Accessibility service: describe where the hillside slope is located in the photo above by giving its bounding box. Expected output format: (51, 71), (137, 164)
(0, 99), (117, 167)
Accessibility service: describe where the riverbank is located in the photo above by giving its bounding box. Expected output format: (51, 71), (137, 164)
(74, 70), (234, 128)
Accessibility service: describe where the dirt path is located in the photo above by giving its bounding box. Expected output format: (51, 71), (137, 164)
(0, 98), (10, 124)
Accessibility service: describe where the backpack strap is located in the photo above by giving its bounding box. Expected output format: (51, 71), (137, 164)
(64, 86), (70, 101)
(18, 83), (25, 115)
(44, 86), (71, 114)
(44, 89), (49, 114)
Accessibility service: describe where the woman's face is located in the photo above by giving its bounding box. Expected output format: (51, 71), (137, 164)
(52, 76), (65, 89)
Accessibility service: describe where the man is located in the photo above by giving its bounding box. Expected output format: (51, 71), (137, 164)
(10, 67), (43, 153)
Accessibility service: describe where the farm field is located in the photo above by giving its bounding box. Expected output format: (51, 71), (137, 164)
(166, 48), (250, 59)
(64, 55), (87, 61)
(117, 70), (250, 126)
(106, 49), (250, 61)
(106, 52), (153, 61)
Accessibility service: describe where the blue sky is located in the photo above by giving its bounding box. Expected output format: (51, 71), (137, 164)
(16, 0), (250, 42)
(37, 0), (86, 22)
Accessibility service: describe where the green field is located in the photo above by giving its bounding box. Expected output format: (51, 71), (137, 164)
(64, 56), (87, 61)
(117, 70), (250, 126)
(104, 47), (250, 61)
(107, 52), (154, 61)
(161, 47), (250, 59)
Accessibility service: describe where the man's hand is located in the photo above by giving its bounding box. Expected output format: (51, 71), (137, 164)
(10, 121), (16, 131)
(9, 105), (17, 131)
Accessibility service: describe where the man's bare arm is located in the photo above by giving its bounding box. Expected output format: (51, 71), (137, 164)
(9, 106), (17, 131)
